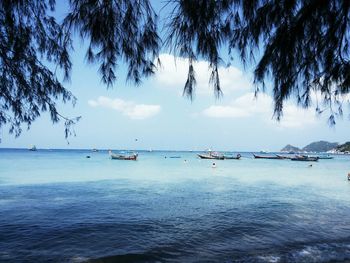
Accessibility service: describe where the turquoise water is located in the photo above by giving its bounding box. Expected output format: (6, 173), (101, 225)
(0, 149), (350, 262)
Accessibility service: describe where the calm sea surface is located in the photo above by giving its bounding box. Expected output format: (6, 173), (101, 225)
(0, 149), (350, 262)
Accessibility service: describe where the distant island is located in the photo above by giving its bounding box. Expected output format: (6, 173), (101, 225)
(336, 142), (350, 153)
(280, 144), (301, 153)
(302, 141), (339, 152)
(281, 140), (340, 153)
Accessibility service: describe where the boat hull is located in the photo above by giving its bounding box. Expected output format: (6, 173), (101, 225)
(223, 154), (241, 160)
(197, 154), (224, 160)
(276, 154), (292, 159)
(110, 153), (138, 160)
(253, 154), (282, 160)
(291, 157), (319, 162)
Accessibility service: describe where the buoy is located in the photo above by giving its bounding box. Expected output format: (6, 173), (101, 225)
(212, 162), (217, 168)
(86, 155), (91, 158)
(184, 159), (187, 163)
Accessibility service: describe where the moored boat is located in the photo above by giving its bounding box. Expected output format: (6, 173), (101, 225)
(29, 145), (37, 151)
(198, 153), (224, 160)
(291, 156), (319, 162)
(198, 153), (215, 159)
(276, 154), (292, 159)
(223, 154), (241, 160)
(211, 152), (225, 160)
(198, 151), (225, 160)
(253, 154), (282, 160)
(109, 151), (138, 160)
(315, 155), (334, 159)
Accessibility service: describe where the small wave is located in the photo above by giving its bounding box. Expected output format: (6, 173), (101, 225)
(287, 242), (350, 262)
(71, 256), (89, 263)
(87, 252), (157, 263)
(249, 241), (350, 263)
(257, 255), (281, 263)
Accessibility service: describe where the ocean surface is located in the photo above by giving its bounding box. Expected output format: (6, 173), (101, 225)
(0, 149), (350, 263)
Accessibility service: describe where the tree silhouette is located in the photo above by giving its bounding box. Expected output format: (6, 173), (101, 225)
(1, 0), (350, 139)
(167, 0), (350, 124)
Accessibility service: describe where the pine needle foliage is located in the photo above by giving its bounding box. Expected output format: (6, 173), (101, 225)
(1, 0), (350, 140)
(168, 0), (350, 123)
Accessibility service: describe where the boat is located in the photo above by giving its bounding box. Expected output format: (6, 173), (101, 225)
(198, 152), (225, 160)
(211, 152), (225, 160)
(29, 145), (37, 151)
(198, 153), (223, 160)
(276, 154), (292, 159)
(92, 148), (98, 152)
(291, 156), (319, 162)
(253, 154), (282, 160)
(315, 155), (334, 159)
(109, 151), (138, 160)
(223, 154), (241, 160)
(169, 156), (181, 158)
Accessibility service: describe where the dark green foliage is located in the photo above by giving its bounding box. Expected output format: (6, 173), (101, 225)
(302, 141), (338, 152)
(0, 0), (79, 139)
(166, 0), (233, 99)
(235, 0), (350, 124)
(0, 0), (160, 140)
(63, 0), (160, 86)
(167, 0), (350, 123)
(336, 141), (350, 152)
(1, 0), (350, 140)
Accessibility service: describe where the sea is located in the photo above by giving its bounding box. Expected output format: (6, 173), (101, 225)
(0, 148), (350, 263)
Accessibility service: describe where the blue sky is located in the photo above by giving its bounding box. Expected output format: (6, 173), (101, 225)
(1, 1), (350, 151)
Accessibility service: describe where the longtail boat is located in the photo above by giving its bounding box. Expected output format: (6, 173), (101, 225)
(223, 154), (241, 160)
(315, 155), (334, 159)
(276, 154), (292, 159)
(198, 153), (216, 159)
(291, 156), (319, 162)
(109, 151), (138, 160)
(253, 154), (282, 160)
(198, 151), (225, 160)
(198, 153), (225, 160)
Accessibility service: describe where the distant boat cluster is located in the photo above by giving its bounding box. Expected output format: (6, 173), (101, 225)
(27, 146), (339, 162)
(198, 152), (241, 160)
(253, 154), (328, 162)
(105, 149), (334, 162)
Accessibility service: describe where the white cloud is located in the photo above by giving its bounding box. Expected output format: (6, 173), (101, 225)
(88, 96), (161, 119)
(277, 105), (317, 128)
(203, 92), (272, 118)
(202, 92), (318, 128)
(155, 54), (252, 96)
(203, 105), (250, 118)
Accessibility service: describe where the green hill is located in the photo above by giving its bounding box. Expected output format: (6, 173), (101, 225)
(336, 142), (350, 152)
(302, 141), (338, 152)
(280, 144), (301, 152)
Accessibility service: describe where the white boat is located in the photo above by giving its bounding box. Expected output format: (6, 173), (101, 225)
(109, 150), (138, 160)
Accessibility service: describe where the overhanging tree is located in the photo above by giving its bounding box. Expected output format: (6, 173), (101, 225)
(1, 0), (350, 140)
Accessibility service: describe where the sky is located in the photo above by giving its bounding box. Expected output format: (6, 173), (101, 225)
(1, 2), (350, 151)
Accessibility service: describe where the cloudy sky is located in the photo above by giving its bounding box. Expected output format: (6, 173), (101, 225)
(1, 2), (350, 151)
